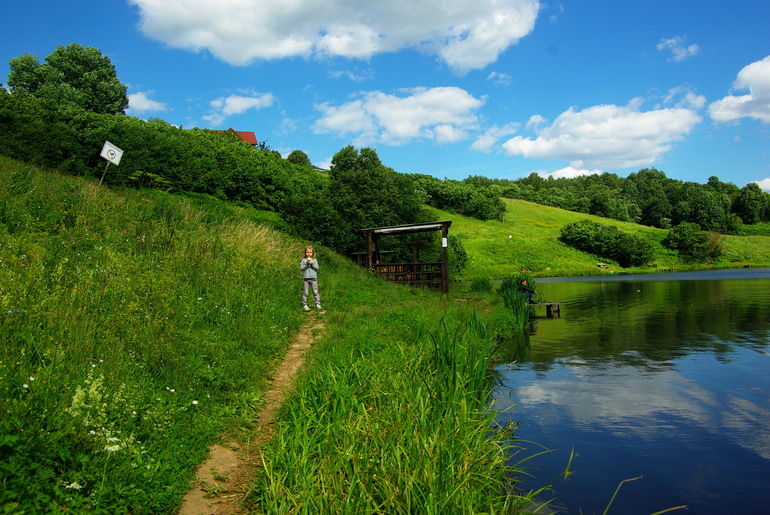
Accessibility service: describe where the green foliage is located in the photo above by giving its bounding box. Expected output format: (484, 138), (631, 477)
(0, 158), (304, 512)
(0, 93), (313, 212)
(8, 43), (128, 114)
(412, 173), (506, 221)
(246, 300), (550, 513)
(469, 278), (493, 292)
(559, 219), (656, 268)
(734, 182), (767, 225)
(286, 149), (312, 168)
(498, 276), (533, 329)
(662, 222), (724, 262)
(282, 146), (426, 255)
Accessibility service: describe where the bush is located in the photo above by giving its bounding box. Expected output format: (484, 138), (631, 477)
(661, 222), (724, 262)
(559, 219), (655, 267)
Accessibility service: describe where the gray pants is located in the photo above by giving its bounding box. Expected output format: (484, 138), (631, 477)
(302, 279), (320, 306)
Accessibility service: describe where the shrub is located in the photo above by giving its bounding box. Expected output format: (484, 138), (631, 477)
(559, 219), (655, 267)
(662, 222), (724, 262)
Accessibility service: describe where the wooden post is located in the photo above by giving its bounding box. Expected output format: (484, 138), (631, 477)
(441, 223), (449, 294)
(366, 231), (374, 268)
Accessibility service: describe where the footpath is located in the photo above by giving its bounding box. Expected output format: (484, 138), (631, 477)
(178, 315), (325, 514)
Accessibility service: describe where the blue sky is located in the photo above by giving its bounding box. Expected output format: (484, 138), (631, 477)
(2, 1), (769, 190)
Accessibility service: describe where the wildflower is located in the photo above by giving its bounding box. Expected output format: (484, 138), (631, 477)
(192, 400), (199, 405)
(22, 384), (29, 389)
(64, 482), (83, 491)
(104, 445), (121, 453)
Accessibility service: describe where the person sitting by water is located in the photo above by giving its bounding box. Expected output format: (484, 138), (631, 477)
(519, 279), (537, 304)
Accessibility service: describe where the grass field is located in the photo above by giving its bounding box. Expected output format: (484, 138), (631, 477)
(431, 199), (770, 281)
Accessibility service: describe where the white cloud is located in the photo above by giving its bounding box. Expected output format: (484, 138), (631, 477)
(502, 99), (702, 170)
(662, 86), (706, 110)
(312, 87), (484, 145)
(127, 91), (168, 113)
(129, 0), (540, 73)
(471, 123), (519, 152)
(753, 178), (770, 192)
(202, 92), (274, 126)
(487, 71), (512, 86)
(656, 36), (700, 62)
(709, 55), (770, 124)
(538, 166), (601, 179)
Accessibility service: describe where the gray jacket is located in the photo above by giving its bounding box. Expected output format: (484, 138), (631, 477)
(300, 258), (319, 280)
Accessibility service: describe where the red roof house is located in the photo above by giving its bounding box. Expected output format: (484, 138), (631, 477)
(216, 129), (258, 147)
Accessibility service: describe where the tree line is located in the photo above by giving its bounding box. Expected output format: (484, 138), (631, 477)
(466, 168), (770, 235)
(2, 43), (769, 268)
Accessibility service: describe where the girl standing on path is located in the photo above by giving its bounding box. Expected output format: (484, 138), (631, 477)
(300, 246), (321, 311)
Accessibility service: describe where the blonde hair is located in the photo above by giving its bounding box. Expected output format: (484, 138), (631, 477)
(303, 246), (316, 258)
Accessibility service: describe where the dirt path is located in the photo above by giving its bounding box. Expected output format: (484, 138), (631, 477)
(177, 315), (325, 515)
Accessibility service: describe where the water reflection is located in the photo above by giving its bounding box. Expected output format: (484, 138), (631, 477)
(493, 271), (770, 515)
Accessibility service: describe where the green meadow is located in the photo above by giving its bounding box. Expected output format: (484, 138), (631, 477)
(439, 199), (770, 281)
(3, 154), (769, 513)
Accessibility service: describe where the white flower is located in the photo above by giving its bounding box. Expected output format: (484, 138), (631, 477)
(192, 400), (199, 405)
(104, 445), (121, 453)
(22, 384), (29, 389)
(64, 481), (83, 491)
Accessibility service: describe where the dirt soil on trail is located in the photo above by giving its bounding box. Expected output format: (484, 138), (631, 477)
(177, 315), (325, 515)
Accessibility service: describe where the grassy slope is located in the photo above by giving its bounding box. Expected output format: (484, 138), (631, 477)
(0, 156), (536, 513)
(428, 198), (770, 281)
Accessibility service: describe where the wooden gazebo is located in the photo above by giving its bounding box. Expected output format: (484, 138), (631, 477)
(360, 221), (453, 293)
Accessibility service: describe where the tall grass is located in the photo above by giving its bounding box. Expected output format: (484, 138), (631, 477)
(0, 156), (559, 513)
(498, 276), (536, 329)
(246, 294), (550, 513)
(0, 156), (305, 512)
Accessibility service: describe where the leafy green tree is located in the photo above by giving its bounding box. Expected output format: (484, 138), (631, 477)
(733, 182), (767, 225)
(329, 146), (423, 234)
(286, 149), (312, 168)
(8, 43), (128, 114)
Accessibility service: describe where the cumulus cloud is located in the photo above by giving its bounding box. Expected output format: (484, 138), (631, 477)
(656, 36), (700, 62)
(128, 91), (168, 113)
(312, 87), (484, 145)
(129, 0), (540, 73)
(538, 166), (601, 179)
(502, 99), (702, 170)
(202, 92), (274, 126)
(709, 55), (770, 124)
(471, 123), (519, 152)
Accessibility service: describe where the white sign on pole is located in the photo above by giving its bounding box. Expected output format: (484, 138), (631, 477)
(100, 141), (124, 166)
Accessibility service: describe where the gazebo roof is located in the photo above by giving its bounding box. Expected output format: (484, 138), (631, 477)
(361, 221), (452, 235)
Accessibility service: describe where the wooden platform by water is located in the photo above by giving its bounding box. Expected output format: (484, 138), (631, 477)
(530, 302), (561, 318)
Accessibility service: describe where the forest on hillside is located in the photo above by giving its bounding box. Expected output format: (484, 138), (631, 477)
(3, 43), (770, 260)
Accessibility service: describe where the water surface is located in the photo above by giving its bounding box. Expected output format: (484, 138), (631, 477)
(493, 268), (770, 514)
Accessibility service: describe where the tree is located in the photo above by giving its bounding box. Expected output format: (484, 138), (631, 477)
(286, 150), (313, 168)
(8, 43), (128, 114)
(733, 183), (767, 225)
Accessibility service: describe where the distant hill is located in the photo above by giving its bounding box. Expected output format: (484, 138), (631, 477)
(427, 199), (770, 281)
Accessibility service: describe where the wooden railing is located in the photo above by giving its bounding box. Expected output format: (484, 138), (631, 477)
(371, 262), (443, 290)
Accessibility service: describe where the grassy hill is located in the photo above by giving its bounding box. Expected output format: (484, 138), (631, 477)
(0, 155), (542, 513)
(430, 199), (770, 281)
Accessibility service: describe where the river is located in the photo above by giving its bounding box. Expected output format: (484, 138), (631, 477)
(492, 268), (770, 514)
